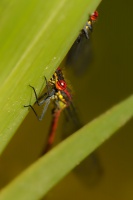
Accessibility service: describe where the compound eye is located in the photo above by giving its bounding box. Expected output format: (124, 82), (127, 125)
(56, 80), (67, 90)
(90, 11), (98, 21)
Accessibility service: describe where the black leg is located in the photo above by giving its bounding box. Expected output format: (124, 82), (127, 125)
(29, 85), (40, 105)
(24, 104), (41, 120)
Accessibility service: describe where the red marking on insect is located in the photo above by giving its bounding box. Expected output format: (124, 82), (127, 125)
(64, 89), (72, 101)
(90, 11), (98, 21)
(56, 80), (72, 101)
(47, 110), (61, 146)
(57, 67), (61, 71)
(56, 80), (67, 91)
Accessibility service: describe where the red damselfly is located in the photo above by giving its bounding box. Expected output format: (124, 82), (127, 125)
(24, 67), (72, 153)
(77, 11), (99, 42)
(24, 68), (103, 183)
(66, 11), (99, 76)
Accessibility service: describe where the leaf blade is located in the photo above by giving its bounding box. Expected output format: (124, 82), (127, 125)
(0, 0), (101, 154)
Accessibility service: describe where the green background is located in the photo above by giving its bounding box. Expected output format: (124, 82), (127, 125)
(0, 0), (133, 199)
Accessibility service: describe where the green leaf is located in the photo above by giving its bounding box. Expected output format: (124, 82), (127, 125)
(0, 0), (101, 154)
(0, 95), (133, 200)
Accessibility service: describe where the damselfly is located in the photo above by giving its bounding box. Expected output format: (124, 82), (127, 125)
(66, 11), (99, 75)
(77, 11), (98, 42)
(24, 67), (72, 153)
